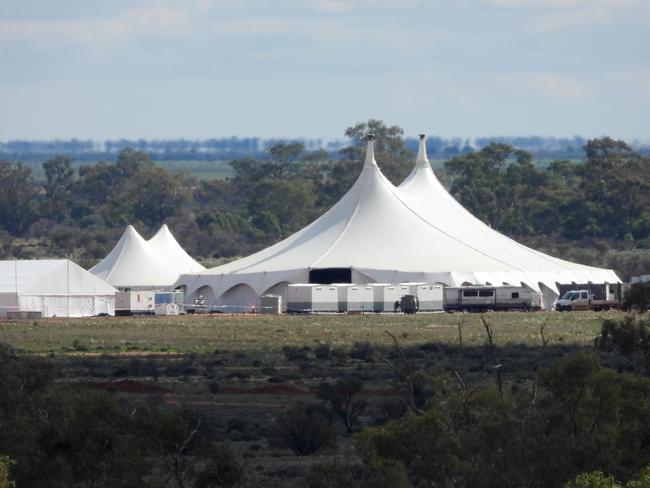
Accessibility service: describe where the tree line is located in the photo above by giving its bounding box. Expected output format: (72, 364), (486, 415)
(4, 134), (649, 163)
(0, 120), (648, 278)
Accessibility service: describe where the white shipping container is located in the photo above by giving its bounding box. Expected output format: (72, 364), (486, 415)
(372, 284), (410, 312)
(345, 285), (374, 312)
(414, 284), (444, 311)
(287, 284), (338, 313)
(115, 290), (155, 315)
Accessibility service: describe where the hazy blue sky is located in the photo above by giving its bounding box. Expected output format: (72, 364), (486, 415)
(1, 0), (648, 141)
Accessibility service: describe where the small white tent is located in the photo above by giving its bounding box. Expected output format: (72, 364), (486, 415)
(0, 259), (116, 318)
(90, 225), (204, 290)
(175, 136), (619, 311)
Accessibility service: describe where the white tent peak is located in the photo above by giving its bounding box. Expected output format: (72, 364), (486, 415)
(364, 135), (377, 168)
(415, 134), (430, 168)
(89, 225), (160, 287)
(148, 224), (205, 273)
(90, 224), (203, 289)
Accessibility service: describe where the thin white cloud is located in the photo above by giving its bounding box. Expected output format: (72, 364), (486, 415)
(607, 70), (650, 99)
(486, 0), (649, 32)
(499, 73), (593, 99)
(0, 6), (191, 43)
(309, 0), (352, 14)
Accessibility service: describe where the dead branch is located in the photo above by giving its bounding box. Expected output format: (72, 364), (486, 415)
(481, 315), (503, 396)
(375, 330), (425, 416)
(457, 314), (465, 348)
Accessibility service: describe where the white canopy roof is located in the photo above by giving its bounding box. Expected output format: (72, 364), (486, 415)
(0, 259), (117, 317)
(175, 137), (619, 306)
(0, 259), (116, 294)
(90, 225), (205, 289)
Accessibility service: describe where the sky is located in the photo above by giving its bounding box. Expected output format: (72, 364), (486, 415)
(0, 0), (649, 141)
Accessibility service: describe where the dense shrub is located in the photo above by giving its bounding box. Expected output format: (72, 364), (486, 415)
(356, 353), (650, 487)
(272, 405), (336, 456)
(306, 460), (360, 488)
(282, 345), (310, 362)
(623, 283), (650, 313)
(315, 377), (367, 433)
(350, 342), (373, 361)
(597, 316), (650, 375)
(0, 342), (244, 487)
(314, 343), (332, 360)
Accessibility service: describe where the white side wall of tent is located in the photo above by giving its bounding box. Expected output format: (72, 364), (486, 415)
(0, 260), (116, 318)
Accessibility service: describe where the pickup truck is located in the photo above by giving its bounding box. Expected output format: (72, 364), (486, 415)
(554, 289), (620, 312)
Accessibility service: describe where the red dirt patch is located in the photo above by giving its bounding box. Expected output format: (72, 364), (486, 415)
(78, 380), (171, 394)
(221, 384), (310, 395)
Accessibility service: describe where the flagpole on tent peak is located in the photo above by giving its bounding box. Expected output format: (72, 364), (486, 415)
(365, 134), (377, 167)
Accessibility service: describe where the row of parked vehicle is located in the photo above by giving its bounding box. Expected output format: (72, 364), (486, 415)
(283, 282), (634, 314)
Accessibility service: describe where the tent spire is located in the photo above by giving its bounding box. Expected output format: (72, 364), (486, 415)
(364, 134), (377, 167)
(416, 134), (429, 168)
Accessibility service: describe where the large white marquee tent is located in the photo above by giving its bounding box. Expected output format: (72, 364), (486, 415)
(175, 136), (619, 310)
(0, 259), (117, 318)
(90, 224), (205, 290)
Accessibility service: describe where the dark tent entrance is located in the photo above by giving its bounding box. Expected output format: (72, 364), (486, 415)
(309, 268), (352, 284)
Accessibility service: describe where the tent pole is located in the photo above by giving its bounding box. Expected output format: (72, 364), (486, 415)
(15, 260), (18, 313)
(67, 260), (71, 317)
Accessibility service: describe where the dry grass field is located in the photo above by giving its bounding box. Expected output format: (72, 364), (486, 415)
(0, 310), (622, 355)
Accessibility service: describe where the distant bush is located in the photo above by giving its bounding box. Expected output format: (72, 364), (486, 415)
(371, 397), (408, 426)
(72, 338), (89, 351)
(350, 342), (373, 361)
(623, 283), (650, 313)
(165, 360), (198, 377)
(226, 418), (247, 433)
(126, 359), (159, 379)
(314, 343), (332, 360)
(208, 381), (221, 394)
(272, 405), (336, 456)
(282, 345), (310, 362)
(307, 460), (360, 488)
(315, 377), (367, 433)
(194, 445), (246, 488)
(597, 315), (650, 375)
(226, 370), (250, 381)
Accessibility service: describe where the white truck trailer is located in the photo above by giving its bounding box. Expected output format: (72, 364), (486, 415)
(444, 286), (542, 312)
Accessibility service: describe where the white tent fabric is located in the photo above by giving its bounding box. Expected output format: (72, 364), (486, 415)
(175, 137), (619, 310)
(397, 136), (619, 306)
(0, 259), (117, 317)
(90, 225), (205, 290)
(148, 224), (206, 273)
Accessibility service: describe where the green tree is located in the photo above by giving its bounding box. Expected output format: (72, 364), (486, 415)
(248, 178), (317, 234)
(322, 120), (414, 206)
(580, 138), (650, 240)
(42, 155), (74, 221)
(0, 161), (38, 235)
